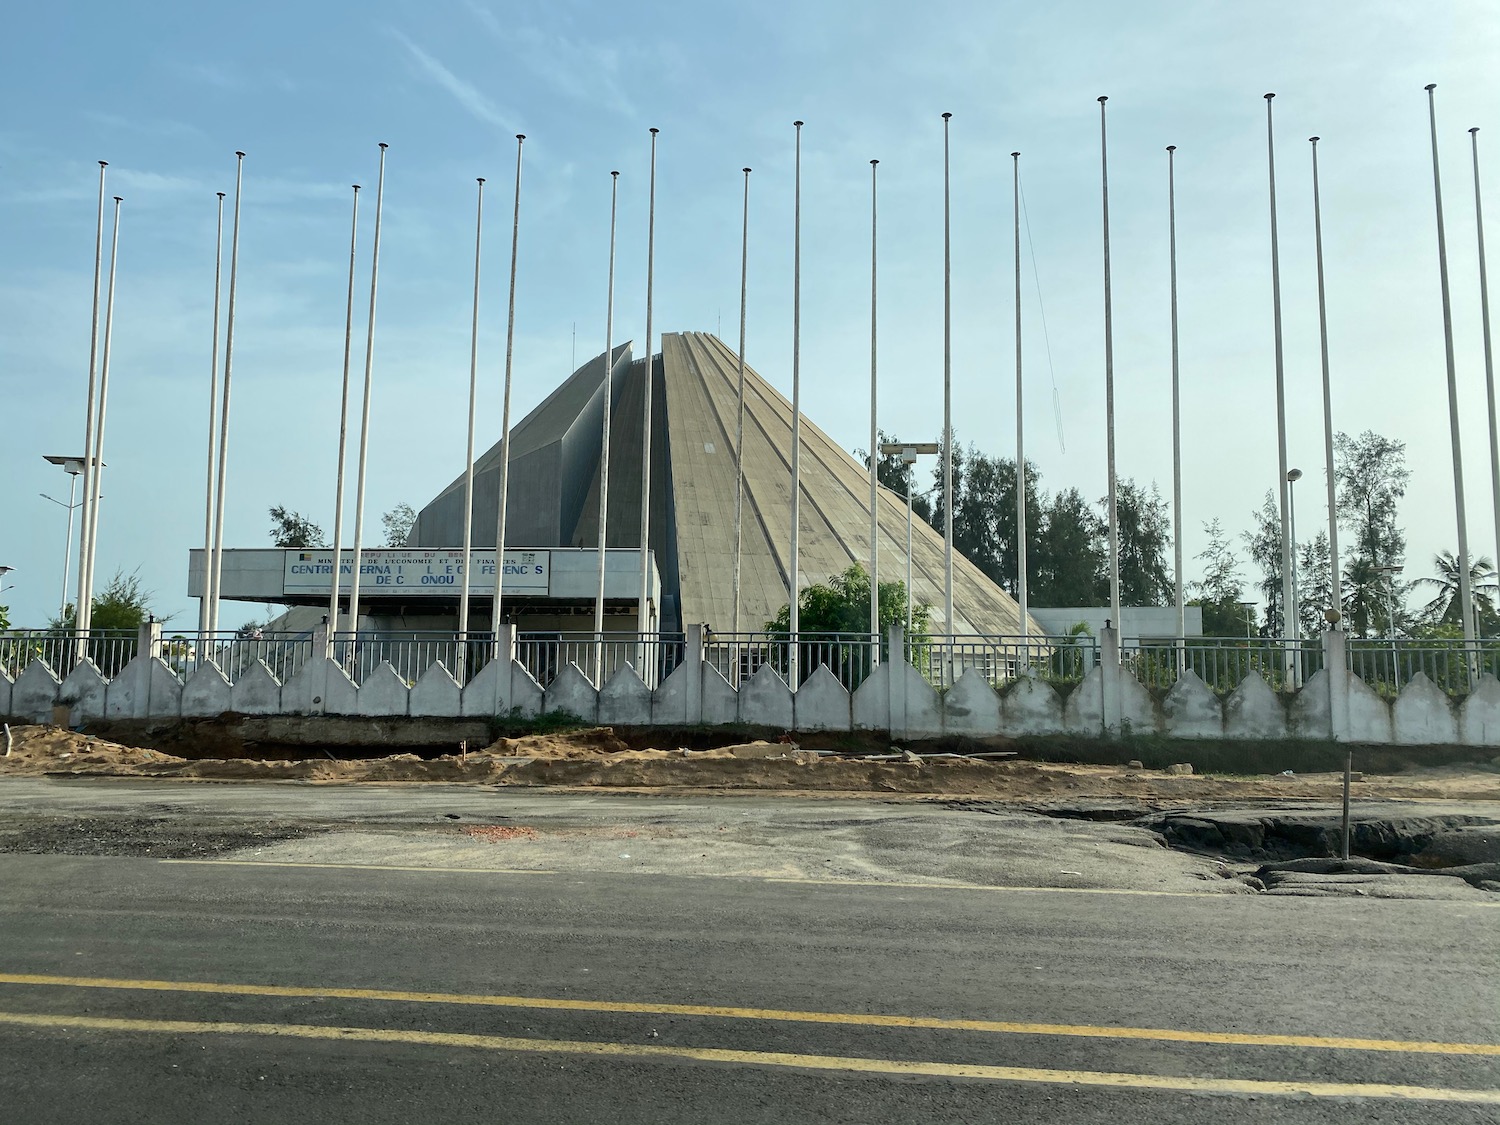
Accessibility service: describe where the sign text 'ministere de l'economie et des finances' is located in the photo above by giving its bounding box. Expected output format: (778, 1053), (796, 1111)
(282, 549), (550, 596)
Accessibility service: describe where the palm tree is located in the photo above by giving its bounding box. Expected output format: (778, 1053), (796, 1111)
(1417, 550), (1498, 628)
(1342, 557), (1390, 638)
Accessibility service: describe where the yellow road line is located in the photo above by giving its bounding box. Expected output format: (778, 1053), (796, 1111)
(3, 972), (1495, 1058)
(0, 1010), (1494, 1102)
(161, 860), (557, 876)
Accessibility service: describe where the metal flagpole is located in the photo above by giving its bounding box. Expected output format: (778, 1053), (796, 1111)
(209, 152), (246, 636)
(1471, 127), (1500, 609)
(75, 160), (107, 641)
(82, 194), (122, 643)
(1426, 85), (1478, 669)
(1100, 98), (1122, 633)
(1168, 145), (1184, 668)
(347, 142), (389, 635)
(1014, 151), (1029, 649)
(637, 129), (659, 667)
(594, 170), (620, 682)
(494, 135), (525, 649)
(942, 112), (955, 639)
(790, 120), (804, 686)
(731, 167), (751, 642)
(1265, 95), (1296, 682)
(869, 158), (880, 660)
(1310, 137), (1341, 630)
(458, 177), (486, 659)
(326, 184), (361, 649)
(199, 192), (226, 639)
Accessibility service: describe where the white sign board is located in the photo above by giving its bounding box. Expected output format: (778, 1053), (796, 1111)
(283, 549), (549, 596)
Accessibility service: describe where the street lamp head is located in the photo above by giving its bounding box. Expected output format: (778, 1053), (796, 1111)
(45, 455), (93, 475)
(1286, 468), (1303, 482)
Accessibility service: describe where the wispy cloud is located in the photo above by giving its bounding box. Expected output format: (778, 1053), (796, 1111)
(111, 169), (208, 194)
(388, 28), (520, 132)
(84, 111), (204, 140)
(172, 60), (241, 91)
(462, 0), (638, 118)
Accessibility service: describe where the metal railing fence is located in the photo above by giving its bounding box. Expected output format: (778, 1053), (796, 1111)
(1346, 637), (1500, 696)
(12, 625), (1500, 703)
(1120, 637), (1325, 694)
(0, 629), (138, 679)
(514, 631), (683, 690)
(158, 630), (317, 685)
(703, 631), (881, 691)
(328, 630), (497, 688)
(907, 633), (1090, 691)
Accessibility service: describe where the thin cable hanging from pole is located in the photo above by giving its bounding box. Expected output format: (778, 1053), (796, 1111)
(1014, 151), (1029, 646)
(458, 177), (486, 660)
(494, 134), (525, 649)
(209, 152), (246, 637)
(868, 157), (880, 659)
(346, 142), (389, 634)
(789, 120), (804, 685)
(637, 129), (660, 661)
(731, 167), (751, 643)
(326, 184), (361, 649)
(199, 191), (226, 640)
(941, 111), (955, 639)
(1469, 126), (1500, 613)
(83, 194), (123, 646)
(594, 169), (620, 683)
(1100, 97), (1121, 634)
(1168, 145), (1184, 668)
(1310, 136), (1342, 635)
(1264, 94), (1296, 681)
(1426, 84), (1477, 670)
(75, 160), (107, 644)
(1017, 177), (1066, 454)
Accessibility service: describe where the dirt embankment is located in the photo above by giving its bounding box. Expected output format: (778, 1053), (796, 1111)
(4, 723), (1500, 803)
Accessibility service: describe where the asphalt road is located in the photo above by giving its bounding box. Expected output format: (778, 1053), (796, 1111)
(2, 834), (1498, 1123)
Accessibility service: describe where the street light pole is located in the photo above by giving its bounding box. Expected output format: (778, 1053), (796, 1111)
(43, 456), (86, 625)
(882, 442), (940, 649)
(1239, 600), (1257, 640)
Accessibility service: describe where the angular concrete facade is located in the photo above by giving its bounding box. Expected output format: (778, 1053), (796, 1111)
(409, 332), (1035, 636)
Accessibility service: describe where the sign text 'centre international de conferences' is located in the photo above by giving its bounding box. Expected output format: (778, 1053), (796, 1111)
(282, 549), (550, 596)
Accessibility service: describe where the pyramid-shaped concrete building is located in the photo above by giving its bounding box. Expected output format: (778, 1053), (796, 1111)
(410, 331), (1034, 636)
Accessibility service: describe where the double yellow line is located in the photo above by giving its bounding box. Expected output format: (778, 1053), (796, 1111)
(2, 972), (1497, 1103)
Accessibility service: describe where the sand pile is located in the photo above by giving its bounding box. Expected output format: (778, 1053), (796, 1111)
(1, 725), (182, 775)
(3, 723), (1499, 802)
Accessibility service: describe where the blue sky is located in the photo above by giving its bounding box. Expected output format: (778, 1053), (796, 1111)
(1, 0), (1496, 629)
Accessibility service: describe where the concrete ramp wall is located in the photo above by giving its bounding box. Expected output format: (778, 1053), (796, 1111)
(9, 624), (1500, 749)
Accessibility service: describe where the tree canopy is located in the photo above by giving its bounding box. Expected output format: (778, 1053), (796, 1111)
(269, 506), (327, 548)
(382, 503), (417, 546)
